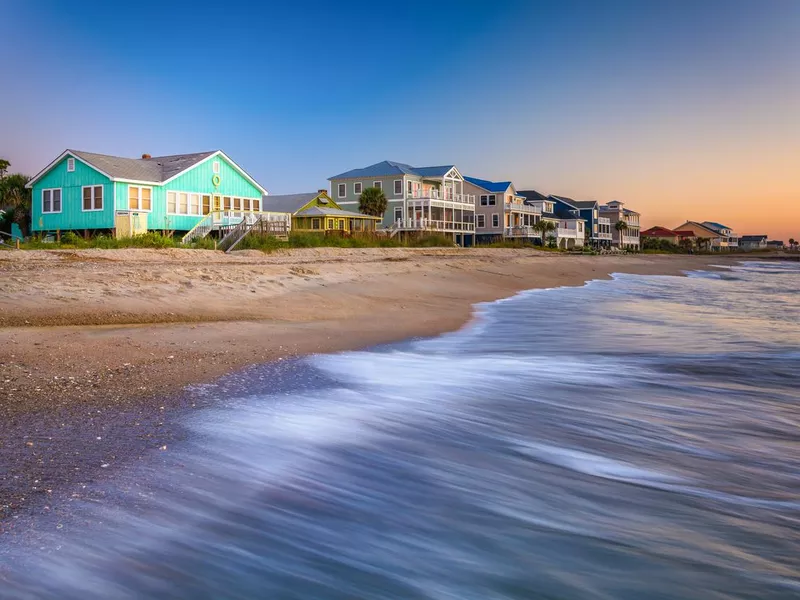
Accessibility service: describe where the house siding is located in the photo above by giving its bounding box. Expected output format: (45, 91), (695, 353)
(330, 174), (408, 227)
(31, 156), (114, 232)
(464, 180), (505, 238)
(62, 154), (265, 233)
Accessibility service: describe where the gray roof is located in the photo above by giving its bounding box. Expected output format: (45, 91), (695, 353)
(572, 200), (598, 209)
(297, 206), (380, 219)
(329, 160), (455, 180)
(518, 189), (548, 201)
(70, 150), (216, 183)
(260, 193), (380, 219)
(740, 235), (767, 242)
(260, 193), (318, 213)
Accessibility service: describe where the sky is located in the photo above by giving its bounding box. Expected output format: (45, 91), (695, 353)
(1, 0), (798, 240)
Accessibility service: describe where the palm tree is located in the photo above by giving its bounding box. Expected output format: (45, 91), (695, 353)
(533, 220), (557, 247)
(358, 187), (388, 218)
(0, 159), (9, 179)
(0, 173), (32, 236)
(789, 238), (796, 251)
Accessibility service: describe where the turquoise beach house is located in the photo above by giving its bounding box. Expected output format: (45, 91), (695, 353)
(26, 149), (269, 236)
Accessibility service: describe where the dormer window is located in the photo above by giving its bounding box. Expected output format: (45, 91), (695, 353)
(67, 158), (75, 172)
(212, 161), (220, 174)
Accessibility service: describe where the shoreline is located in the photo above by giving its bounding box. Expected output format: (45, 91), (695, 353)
(0, 248), (738, 524)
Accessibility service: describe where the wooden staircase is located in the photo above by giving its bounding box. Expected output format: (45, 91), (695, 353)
(181, 213), (217, 245)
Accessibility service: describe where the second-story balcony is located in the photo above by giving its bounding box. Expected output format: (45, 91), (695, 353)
(506, 200), (541, 214)
(406, 189), (475, 208)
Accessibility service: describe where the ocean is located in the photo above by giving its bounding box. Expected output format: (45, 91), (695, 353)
(1, 261), (799, 599)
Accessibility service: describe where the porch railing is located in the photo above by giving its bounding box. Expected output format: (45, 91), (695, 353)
(395, 218), (475, 232)
(504, 226), (541, 237)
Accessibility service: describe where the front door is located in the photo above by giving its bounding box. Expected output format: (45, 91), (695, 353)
(212, 196), (222, 224)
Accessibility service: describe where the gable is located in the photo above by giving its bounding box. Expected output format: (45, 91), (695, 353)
(164, 154), (264, 197)
(304, 192), (341, 211)
(30, 154), (111, 191)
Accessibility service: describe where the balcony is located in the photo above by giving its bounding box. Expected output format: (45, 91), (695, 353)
(504, 226), (541, 238)
(394, 218), (475, 233)
(506, 201), (541, 214)
(556, 227), (583, 239)
(598, 217), (611, 225)
(622, 234), (640, 245)
(595, 232), (613, 240)
(406, 189), (475, 208)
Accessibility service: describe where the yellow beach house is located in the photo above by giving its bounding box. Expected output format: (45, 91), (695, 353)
(260, 190), (380, 234)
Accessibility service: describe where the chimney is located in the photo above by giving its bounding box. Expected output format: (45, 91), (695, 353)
(141, 153), (151, 159)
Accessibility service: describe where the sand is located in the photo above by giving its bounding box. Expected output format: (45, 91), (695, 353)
(0, 247), (736, 523)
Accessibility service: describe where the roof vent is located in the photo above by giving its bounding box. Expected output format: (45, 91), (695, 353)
(318, 189), (327, 194)
(141, 153), (151, 159)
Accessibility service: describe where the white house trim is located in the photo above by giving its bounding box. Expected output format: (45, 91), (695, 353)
(26, 149), (269, 196)
(26, 150), (114, 188)
(80, 185), (104, 212)
(158, 150), (268, 195)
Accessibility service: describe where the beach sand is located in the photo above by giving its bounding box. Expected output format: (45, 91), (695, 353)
(0, 247), (734, 523)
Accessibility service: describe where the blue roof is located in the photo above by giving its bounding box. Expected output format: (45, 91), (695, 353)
(463, 176), (512, 193)
(329, 160), (454, 180)
(702, 221), (731, 232)
(413, 165), (455, 177)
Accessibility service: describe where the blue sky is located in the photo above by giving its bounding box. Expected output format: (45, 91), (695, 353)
(2, 0), (799, 237)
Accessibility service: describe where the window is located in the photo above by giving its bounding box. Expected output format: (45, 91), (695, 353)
(327, 218), (334, 229)
(128, 186), (152, 211)
(67, 158), (75, 172)
(243, 198), (251, 211)
(338, 219), (345, 230)
(488, 194), (496, 206)
(492, 214), (499, 228)
(354, 182), (362, 195)
(394, 206), (403, 222)
(233, 197), (241, 211)
(82, 185), (103, 211)
(407, 180), (412, 194)
(394, 180), (402, 195)
(480, 195), (488, 206)
(42, 188), (62, 214)
(337, 183), (346, 198)
(252, 198), (260, 212)
(190, 194), (200, 215)
(167, 192), (177, 214)
(477, 214), (485, 228)
(312, 218), (321, 230)
(202, 195), (211, 215)
(179, 193), (189, 214)
(223, 196), (231, 211)
(373, 181), (382, 191)
(212, 161), (220, 174)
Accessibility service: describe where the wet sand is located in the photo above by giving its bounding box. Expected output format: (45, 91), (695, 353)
(0, 247), (734, 524)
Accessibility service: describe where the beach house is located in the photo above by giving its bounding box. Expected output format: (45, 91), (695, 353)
(463, 177), (541, 243)
(328, 161), (476, 246)
(25, 149), (288, 239)
(568, 200), (613, 248)
(673, 221), (736, 251)
(641, 226), (695, 246)
(260, 191), (381, 234)
(701, 221), (740, 250)
(739, 235), (768, 251)
(600, 201), (641, 250)
(516, 190), (568, 247)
